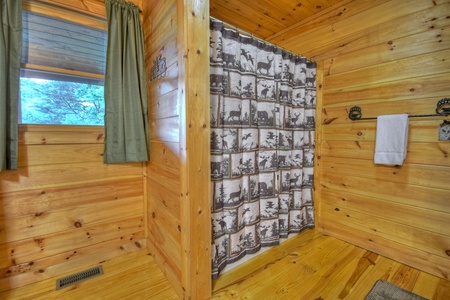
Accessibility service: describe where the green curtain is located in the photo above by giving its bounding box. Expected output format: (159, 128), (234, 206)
(104, 0), (149, 163)
(0, 0), (22, 172)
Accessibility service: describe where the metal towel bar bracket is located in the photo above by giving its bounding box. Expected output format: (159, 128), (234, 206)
(348, 98), (450, 121)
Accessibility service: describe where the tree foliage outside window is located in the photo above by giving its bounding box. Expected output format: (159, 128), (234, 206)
(20, 77), (105, 125)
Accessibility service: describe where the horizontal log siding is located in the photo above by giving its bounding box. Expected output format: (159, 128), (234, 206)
(1, 0), (145, 292)
(269, 0), (450, 280)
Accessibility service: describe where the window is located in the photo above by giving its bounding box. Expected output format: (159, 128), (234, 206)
(20, 10), (107, 125)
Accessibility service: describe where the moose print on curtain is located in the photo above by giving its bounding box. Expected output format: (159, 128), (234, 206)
(210, 20), (316, 279)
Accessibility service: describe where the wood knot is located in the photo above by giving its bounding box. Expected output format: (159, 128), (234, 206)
(335, 208), (340, 211)
(74, 222), (82, 228)
(446, 250), (450, 257)
(135, 241), (142, 248)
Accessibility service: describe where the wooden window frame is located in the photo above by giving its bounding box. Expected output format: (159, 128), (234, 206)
(21, 0), (107, 128)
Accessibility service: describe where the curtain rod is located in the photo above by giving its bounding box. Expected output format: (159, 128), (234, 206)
(209, 16), (315, 63)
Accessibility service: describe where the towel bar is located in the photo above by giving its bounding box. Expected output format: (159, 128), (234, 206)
(348, 98), (450, 121)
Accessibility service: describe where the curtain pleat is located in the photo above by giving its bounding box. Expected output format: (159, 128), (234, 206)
(210, 20), (316, 279)
(0, 0), (22, 172)
(104, 0), (149, 163)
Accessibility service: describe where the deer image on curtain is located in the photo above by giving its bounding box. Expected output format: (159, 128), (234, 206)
(210, 20), (316, 279)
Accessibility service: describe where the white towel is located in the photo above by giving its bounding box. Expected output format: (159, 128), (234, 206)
(374, 114), (409, 166)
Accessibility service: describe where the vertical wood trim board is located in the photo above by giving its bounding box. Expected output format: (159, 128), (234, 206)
(177, 0), (212, 299)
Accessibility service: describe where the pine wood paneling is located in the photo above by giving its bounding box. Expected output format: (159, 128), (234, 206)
(178, 0), (211, 298)
(320, 156), (450, 190)
(0, 248), (178, 299)
(0, 196), (142, 243)
(18, 144), (104, 166)
(325, 50), (450, 91)
(209, 0), (347, 40)
(0, 161), (143, 193)
(0, 213), (143, 267)
(320, 173), (449, 212)
(145, 0), (211, 297)
(0, 238), (146, 293)
(149, 141), (180, 169)
(0, 178), (142, 219)
(3, 231), (449, 299)
(144, 0), (184, 297)
(270, 0), (448, 57)
(2, 0), (166, 295)
(271, 0), (450, 280)
(304, 2), (449, 62)
(323, 73), (450, 106)
(19, 125), (105, 144)
(149, 116), (180, 143)
(322, 140), (450, 167)
(148, 89), (179, 120)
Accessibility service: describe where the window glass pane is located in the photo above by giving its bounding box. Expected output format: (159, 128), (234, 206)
(20, 69), (105, 125)
(22, 11), (107, 75)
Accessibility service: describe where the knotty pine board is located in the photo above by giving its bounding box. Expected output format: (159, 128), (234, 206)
(320, 173), (450, 212)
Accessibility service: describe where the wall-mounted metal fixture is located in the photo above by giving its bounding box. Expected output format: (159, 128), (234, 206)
(348, 98), (450, 121)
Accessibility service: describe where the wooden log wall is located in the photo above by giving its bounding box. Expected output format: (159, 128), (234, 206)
(144, 0), (182, 295)
(143, 0), (211, 298)
(0, 126), (146, 292)
(0, 0), (145, 293)
(269, 0), (450, 280)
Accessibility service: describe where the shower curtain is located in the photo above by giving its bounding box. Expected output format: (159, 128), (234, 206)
(210, 20), (316, 279)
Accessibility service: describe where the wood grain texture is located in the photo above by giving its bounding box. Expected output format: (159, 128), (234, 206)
(178, 0), (212, 298)
(210, 0), (348, 40)
(212, 229), (450, 299)
(5, 0), (449, 296)
(144, 0), (184, 297)
(0, 248), (178, 300)
(2, 230), (448, 299)
(1, 1), (146, 292)
(269, 0), (450, 281)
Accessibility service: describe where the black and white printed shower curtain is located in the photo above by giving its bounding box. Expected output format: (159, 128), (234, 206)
(210, 20), (316, 279)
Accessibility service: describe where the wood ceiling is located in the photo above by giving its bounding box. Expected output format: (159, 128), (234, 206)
(210, 0), (348, 40)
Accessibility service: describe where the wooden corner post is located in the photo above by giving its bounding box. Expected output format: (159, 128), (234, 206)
(178, 0), (212, 299)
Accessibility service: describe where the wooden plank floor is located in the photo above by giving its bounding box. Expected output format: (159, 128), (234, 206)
(1, 229), (449, 299)
(212, 229), (450, 300)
